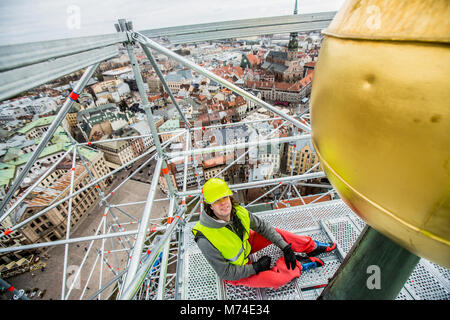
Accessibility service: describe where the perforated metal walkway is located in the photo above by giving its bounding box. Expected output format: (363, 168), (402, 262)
(180, 199), (450, 300)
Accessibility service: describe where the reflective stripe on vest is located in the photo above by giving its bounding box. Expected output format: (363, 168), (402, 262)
(228, 244), (244, 263)
(192, 205), (251, 266)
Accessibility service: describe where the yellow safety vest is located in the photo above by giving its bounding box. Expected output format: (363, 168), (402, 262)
(192, 205), (251, 265)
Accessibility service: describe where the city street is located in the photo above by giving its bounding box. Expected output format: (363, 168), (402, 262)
(4, 164), (171, 300)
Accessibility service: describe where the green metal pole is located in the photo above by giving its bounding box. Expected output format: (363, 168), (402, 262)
(319, 225), (420, 300)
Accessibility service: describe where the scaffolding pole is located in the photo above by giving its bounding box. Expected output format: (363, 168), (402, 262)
(140, 43), (192, 129)
(0, 229), (139, 254)
(212, 120), (289, 180)
(156, 196), (175, 299)
(177, 171), (326, 197)
(0, 146), (74, 223)
(120, 206), (186, 300)
(120, 20), (178, 201)
(64, 212), (107, 299)
(244, 183), (285, 208)
(166, 134), (310, 158)
(0, 146), (156, 239)
(121, 157), (163, 295)
(0, 62), (100, 215)
(132, 31), (311, 133)
(0, 277), (29, 300)
(61, 147), (78, 299)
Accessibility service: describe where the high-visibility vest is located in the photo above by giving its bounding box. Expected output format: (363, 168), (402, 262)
(192, 205), (251, 265)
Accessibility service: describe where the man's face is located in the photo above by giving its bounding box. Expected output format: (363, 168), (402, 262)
(210, 196), (232, 221)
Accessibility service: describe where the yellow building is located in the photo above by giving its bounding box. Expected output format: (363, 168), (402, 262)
(96, 139), (135, 169)
(66, 102), (84, 128)
(286, 140), (322, 175)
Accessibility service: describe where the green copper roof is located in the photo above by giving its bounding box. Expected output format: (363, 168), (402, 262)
(1, 143), (100, 187)
(17, 115), (56, 134)
(159, 119), (180, 132)
(0, 166), (16, 188)
(3, 147), (24, 162)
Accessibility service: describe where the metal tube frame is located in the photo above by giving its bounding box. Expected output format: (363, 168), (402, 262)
(140, 43), (192, 129)
(0, 17), (338, 301)
(122, 26), (178, 200)
(61, 146), (78, 299)
(121, 156), (163, 293)
(0, 62), (100, 214)
(131, 31), (312, 133)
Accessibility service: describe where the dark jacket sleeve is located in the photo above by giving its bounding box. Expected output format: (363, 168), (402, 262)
(195, 235), (257, 281)
(248, 211), (289, 250)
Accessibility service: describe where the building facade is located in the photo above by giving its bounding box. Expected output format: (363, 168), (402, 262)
(286, 140), (322, 175)
(96, 140), (135, 169)
(17, 149), (110, 244)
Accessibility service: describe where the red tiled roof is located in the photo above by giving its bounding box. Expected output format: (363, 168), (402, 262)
(148, 92), (168, 101)
(202, 154), (234, 169)
(212, 65), (243, 80)
(235, 96), (246, 107)
(298, 70), (314, 87)
(246, 53), (260, 66)
(275, 194), (332, 209)
(245, 80), (302, 92)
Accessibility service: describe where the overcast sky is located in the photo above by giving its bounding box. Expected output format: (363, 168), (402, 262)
(0, 0), (345, 46)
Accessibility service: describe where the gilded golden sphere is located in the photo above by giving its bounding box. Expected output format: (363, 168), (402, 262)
(311, 0), (450, 267)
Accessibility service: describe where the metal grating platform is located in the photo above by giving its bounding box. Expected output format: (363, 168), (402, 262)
(180, 199), (450, 300)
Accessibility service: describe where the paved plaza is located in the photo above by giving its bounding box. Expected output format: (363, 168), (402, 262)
(3, 170), (171, 300)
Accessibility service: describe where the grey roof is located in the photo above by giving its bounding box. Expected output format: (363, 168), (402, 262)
(212, 125), (249, 145)
(267, 50), (288, 60)
(130, 121), (150, 135)
(0, 128), (14, 139)
(292, 138), (315, 152)
(76, 104), (117, 122)
(261, 61), (288, 73)
(165, 69), (192, 82)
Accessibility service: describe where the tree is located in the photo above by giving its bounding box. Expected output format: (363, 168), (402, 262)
(119, 100), (128, 112)
(240, 54), (252, 70)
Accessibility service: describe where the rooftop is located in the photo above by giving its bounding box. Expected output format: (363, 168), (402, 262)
(158, 118), (180, 132)
(17, 115), (56, 135)
(24, 162), (88, 208)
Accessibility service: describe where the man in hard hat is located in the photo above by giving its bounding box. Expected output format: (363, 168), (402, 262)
(192, 178), (336, 289)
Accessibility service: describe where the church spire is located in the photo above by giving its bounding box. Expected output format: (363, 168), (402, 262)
(288, 0), (299, 58)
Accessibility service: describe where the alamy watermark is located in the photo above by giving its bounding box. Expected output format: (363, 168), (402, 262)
(66, 264), (81, 290)
(66, 5), (81, 30)
(365, 5), (381, 31)
(366, 265), (381, 290)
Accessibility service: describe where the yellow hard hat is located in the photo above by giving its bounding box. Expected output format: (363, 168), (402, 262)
(202, 178), (233, 204)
